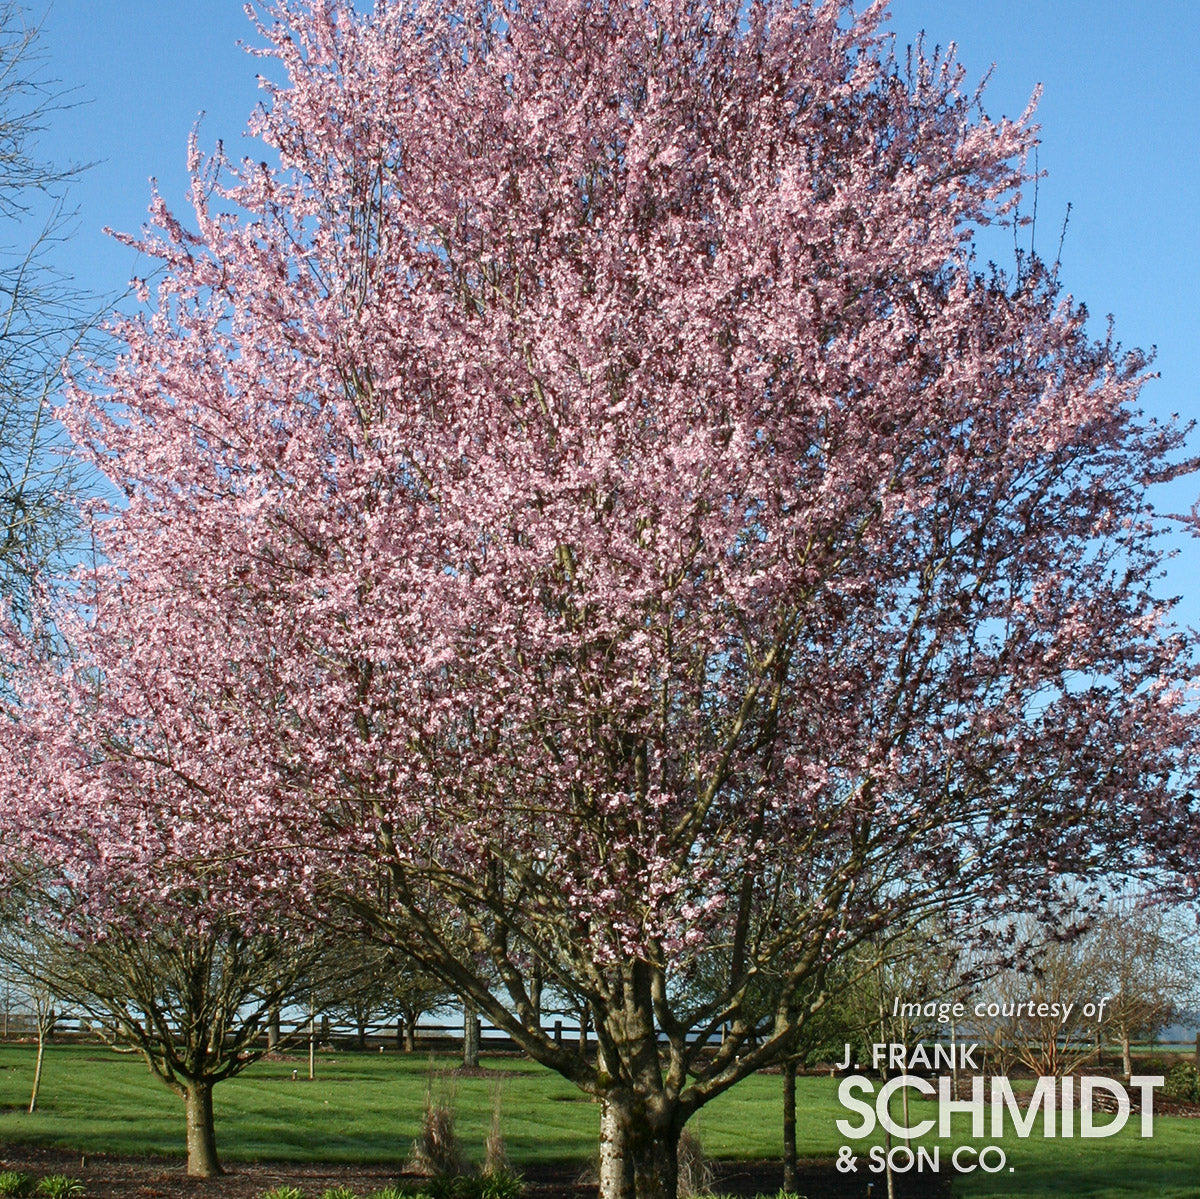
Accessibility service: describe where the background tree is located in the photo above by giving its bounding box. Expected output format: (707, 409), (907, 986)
(0, 3), (89, 617)
(0, 956), (16, 1038)
(775, 977), (859, 1195)
(1086, 895), (1196, 1078)
(0, 915), (61, 1115)
(0, 872), (325, 1177)
(395, 962), (454, 1054)
(973, 897), (1198, 1080)
(309, 934), (452, 1051)
(973, 910), (1106, 1078)
(10, 2), (1198, 1198)
(0, 595), (330, 1178)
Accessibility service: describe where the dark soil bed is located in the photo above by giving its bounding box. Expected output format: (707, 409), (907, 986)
(0, 1147), (950, 1199)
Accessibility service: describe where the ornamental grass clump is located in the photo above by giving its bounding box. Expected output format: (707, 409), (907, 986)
(477, 1171), (523, 1199)
(482, 1085), (510, 1177)
(675, 1131), (714, 1199)
(407, 1075), (465, 1179)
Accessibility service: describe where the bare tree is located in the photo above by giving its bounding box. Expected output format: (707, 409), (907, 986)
(972, 898), (1199, 1080)
(974, 906), (1121, 1078)
(1094, 896), (1198, 1078)
(23, 974), (54, 1113)
(0, 960), (15, 1038)
(0, 2), (92, 616)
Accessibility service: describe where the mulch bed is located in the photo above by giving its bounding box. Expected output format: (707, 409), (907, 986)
(0, 1148), (950, 1199)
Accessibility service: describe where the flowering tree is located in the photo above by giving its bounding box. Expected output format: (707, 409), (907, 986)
(0, 600), (326, 1178)
(6, 1), (1198, 1196)
(0, 895), (319, 1177)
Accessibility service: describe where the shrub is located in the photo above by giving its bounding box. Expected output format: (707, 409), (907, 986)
(32, 1179), (84, 1199)
(1163, 1061), (1200, 1103)
(419, 1177), (523, 1199)
(259, 1188), (306, 1199)
(367, 1188), (411, 1199)
(708, 1190), (808, 1199)
(0, 1174), (33, 1199)
(318, 1188), (360, 1199)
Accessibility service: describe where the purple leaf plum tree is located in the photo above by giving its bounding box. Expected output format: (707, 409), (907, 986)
(2, 2), (1197, 1196)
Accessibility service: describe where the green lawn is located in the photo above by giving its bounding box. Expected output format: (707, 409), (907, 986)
(2, 1045), (1199, 1198)
(870, 1087), (1200, 1199)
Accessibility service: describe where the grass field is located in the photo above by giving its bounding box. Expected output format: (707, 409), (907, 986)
(2, 1045), (1199, 1198)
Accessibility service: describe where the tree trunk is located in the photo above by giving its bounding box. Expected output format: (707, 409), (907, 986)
(184, 1080), (222, 1178)
(463, 1001), (480, 1068)
(599, 1095), (635, 1199)
(632, 1122), (679, 1199)
(950, 1017), (959, 1098)
(885, 1119), (895, 1199)
(356, 1018), (368, 1051)
(402, 1013), (417, 1053)
(530, 963), (543, 1030)
(597, 1092), (679, 1199)
(782, 1058), (797, 1193)
(1121, 1031), (1133, 1079)
(267, 1008), (280, 1051)
(28, 1027), (46, 1114)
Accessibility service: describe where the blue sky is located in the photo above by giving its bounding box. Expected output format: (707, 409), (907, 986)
(25, 0), (1200, 621)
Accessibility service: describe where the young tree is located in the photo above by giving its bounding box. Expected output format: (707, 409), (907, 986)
(0, 614), (325, 1178)
(1, 903), (319, 1175)
(0, 921), (60, 1114)
(13, 2), (1199, 1197)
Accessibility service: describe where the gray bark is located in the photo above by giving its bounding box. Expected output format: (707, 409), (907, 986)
(782, 1058), (797, 1193)
(463, 1001), (481, 1068)
(184, 1080), (222, 1178)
